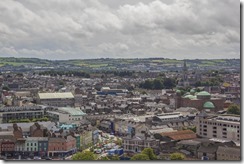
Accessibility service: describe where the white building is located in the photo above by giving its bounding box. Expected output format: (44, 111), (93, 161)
(195, 113), (240, 142)
(46, 107), (86, 125)
(152, 112), (188, 125)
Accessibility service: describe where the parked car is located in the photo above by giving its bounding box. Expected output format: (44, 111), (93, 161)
(95, 149), (102, 154)
(34, 156), (42, 160)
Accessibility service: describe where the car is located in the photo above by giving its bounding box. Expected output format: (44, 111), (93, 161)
(34, 156), (42, 160)
(95, 149), (102, 154)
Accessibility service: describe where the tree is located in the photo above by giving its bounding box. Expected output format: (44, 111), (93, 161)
(109, 155), (120, 160)
(163, 78), (176, 89)
(141, 148), (157, 160)
(195, 81), (202, 87)
(141, 91), (147, 95)
(116, 139), (122, 146)
(227, 104), (240, 115)
(170, 153), (185, 160)
(141, 80), (153, 89)
(2, 86), (9, 91)
(72, 151), (95, 160)
(100, 156), (110, 160)
(131, 153), (150, 160)
(153, 79), (163, 89)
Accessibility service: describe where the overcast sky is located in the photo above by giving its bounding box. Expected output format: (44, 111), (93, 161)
(0, 0), (240, 60)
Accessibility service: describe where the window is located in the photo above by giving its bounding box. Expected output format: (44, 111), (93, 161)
(30, 143), (32, 146)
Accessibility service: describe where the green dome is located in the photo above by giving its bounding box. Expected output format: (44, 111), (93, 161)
(197, 91), (211, 96)
(190, 89), (195, 93)
(185, 92), (190, 95)
(203, 101), (215, 109)
(184, 95), (197, 99)
(176, 90), (181, 93)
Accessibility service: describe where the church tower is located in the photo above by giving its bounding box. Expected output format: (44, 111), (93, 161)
(182, 60), (189, 87)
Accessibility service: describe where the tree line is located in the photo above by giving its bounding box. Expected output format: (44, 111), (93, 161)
(139, 78), (176, 90)
(72, 148), (185, 160)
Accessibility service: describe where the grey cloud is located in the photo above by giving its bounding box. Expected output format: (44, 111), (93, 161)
(0, 0), (240, 59)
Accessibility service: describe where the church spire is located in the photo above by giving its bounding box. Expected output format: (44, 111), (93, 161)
(183, 60), (187, 72)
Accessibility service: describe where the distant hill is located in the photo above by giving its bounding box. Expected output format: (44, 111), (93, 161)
(0, 57), (240, 72)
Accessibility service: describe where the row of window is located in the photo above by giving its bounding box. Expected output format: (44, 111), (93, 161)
(1, 144), (14, 148)
(200, 132), (240, 140)
(69, 117), (81, 121)
(27, 147), (37, 151)
(200, 121), (239, 128)
(27, 142), (47, 146)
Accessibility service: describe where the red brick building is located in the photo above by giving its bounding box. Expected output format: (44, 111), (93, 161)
(48, 135), (76, 157)
(0, 140), (15, 157)
(175, 91), (225, 112)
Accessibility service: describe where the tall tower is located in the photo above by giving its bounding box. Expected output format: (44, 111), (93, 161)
(183, 60), (188, 81)
(195, 66), (202, 82)
(182, 60), (189, 87)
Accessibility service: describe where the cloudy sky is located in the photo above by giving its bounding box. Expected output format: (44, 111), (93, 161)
(0, 0), (240, 60)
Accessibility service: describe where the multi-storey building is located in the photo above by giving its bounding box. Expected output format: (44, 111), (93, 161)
(25, 137), (39, 156)
(0, 106), (44, 123)
(46, 107), (86, 125)
(195, 113), (240, 142)
(80, 131), (93, 150)
(37, 92), (75, 107)
(37, 137), (48, 158)
(0, 140), (15, 157)
(48, 136), (76, 158)
(122, 136), (160, 154)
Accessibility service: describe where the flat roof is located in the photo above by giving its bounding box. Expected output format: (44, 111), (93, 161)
(38, 92), (74, 99)
(59, 107), (86, 116)
(157, 115), (180, 119)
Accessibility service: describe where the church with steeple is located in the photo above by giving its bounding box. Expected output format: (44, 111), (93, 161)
(177, 60), (190, 87)
(177, 60), (202, 88)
